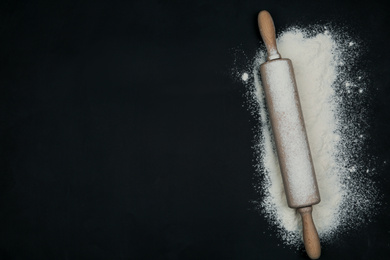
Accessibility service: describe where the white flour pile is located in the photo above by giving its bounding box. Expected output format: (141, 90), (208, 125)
(241, 26), (380, 247)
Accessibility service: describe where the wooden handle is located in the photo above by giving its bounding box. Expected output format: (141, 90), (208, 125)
(298, 206), (321, 259)
(257, 10), (281, 60)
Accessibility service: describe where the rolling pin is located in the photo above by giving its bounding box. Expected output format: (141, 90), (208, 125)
(257, 10), (321, 259)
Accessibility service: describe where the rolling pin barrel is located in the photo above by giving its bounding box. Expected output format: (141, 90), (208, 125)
(260, 59), (320, 208)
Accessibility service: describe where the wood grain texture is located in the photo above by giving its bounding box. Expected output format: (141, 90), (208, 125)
(298, 206), (321, 259)
(257, 10), (281, 60)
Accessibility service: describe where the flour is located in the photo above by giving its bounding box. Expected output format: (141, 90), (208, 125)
(244, 26), (380, 247)
(242, 72), (249, 82)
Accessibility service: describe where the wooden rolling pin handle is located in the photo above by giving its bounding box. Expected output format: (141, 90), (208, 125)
(257, 10), (281, 60)
(298, 206), (321, 259)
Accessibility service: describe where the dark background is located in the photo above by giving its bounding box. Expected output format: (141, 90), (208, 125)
(0, 0), (389, 259)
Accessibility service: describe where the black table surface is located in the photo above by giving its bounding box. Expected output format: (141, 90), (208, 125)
(1, 1), (389, 259)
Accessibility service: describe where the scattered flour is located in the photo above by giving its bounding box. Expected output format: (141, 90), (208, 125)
(242, 72), (249, 82)
(243, 26), (380, 247)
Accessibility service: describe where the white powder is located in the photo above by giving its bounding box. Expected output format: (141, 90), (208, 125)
(244, 26), (380, 247)
(242, 72), (249, 82)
